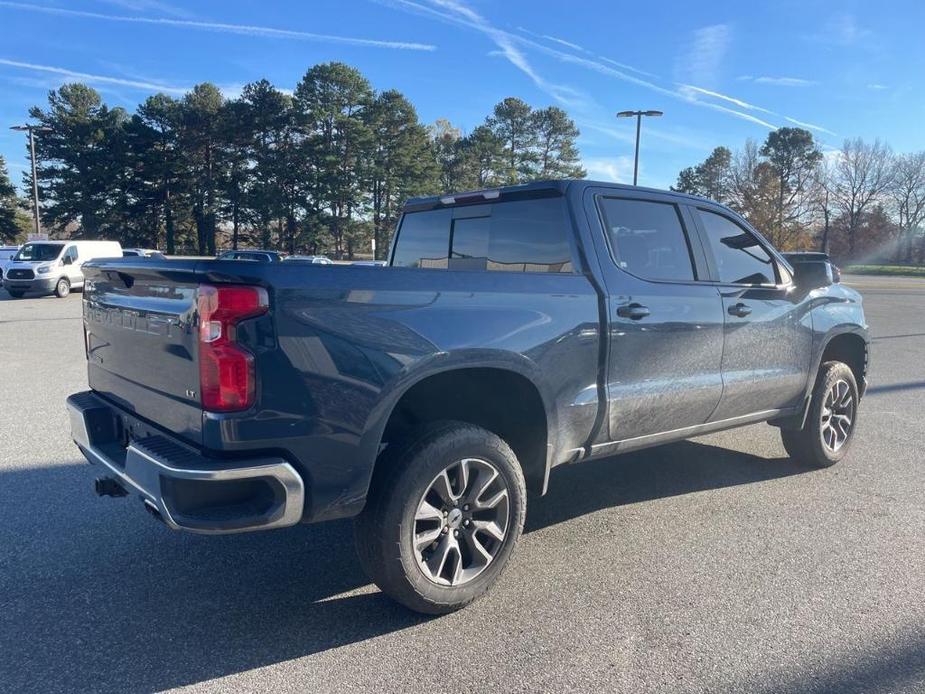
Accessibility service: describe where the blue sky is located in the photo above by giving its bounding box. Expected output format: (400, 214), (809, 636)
(1, 0), (923, 192)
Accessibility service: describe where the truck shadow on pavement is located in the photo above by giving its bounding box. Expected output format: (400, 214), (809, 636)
(0, 440), (807, 692)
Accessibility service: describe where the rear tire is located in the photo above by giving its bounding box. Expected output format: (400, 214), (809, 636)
(354, 421), (526, 614)
(54, 278), (70, 298)
(781, 361), (859, 468)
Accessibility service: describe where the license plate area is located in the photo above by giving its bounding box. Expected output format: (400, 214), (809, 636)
(89, 405), (175, 470)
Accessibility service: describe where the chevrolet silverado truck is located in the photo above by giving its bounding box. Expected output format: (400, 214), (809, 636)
(67, 180), (869, 614)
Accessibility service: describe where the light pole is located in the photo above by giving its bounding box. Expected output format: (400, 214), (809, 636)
(10, 124), (52, 237)
(616, 110), (663, 185)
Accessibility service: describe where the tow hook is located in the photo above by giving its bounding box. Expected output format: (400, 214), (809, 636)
(94, 476), (128, 498)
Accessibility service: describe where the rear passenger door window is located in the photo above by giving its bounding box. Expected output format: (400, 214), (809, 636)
(697, 209), (776, 285)
(597, 198), (696, 282)
(485, 198), (573, 272)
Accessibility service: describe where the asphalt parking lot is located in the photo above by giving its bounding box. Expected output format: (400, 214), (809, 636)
(0, 275), (923, 694)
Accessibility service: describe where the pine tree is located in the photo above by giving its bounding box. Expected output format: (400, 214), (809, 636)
(487, 97), (538, 183)
(532, 107), (585, 179)
(760, 128), (822, 245)
(672, 146), (732, 203)
(27, 83), (128, 237)
(239, 80), (293, 249)
(0, 155), (21, 243)
(459, 125), (504, 188)
(430, 119), (467, 193)
(130, 93), (185, 252)
(368, 90), (439, 258)
(295, 62), (373, 258)
(179, 83), (225, 255)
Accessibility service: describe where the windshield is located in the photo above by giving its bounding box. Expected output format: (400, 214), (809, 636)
(14, 243), (64, 262)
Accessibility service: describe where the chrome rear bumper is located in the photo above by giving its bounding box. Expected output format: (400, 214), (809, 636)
(67, 391), (305, 534)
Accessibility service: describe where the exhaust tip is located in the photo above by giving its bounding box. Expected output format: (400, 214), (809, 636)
(94, 476), (128, 498)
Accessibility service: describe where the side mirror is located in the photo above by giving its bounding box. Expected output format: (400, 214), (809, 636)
(789, 260), (831, 289)
(62, 255), (73, 266)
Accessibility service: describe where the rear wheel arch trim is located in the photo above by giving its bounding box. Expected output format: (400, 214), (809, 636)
(361, 358), (557, 496)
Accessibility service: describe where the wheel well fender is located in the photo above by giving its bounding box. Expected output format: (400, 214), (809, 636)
(792, 329), (869, 429)
(360, 355), (555, 498)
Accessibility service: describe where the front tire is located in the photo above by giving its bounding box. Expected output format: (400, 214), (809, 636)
(7, 290), (24, 298)
(781, 361), (859, 468)
(354, 421), (527, 614)
(54, 278), (70, 298)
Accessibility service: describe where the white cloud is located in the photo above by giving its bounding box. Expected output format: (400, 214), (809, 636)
(383, 1), (833, 137)
(677, 84), (773, 113)
(750, 76), (817, 87)
(0, 58), (191, 94)
(815, 13), (872, 46)
(783, 116), (837, 137)
(680, 85), (837, 134)
(676, 24), (730, 87)
(687, 97), (778, 130)
(93, 0), (194, 19)
(583, 155), (634, 183)
(0, 1), (436, 50)
(516, 27), (587, 53)
(582, 121), (711, 152)
(867, 83), (888, 90)
(388, 0), (589, 107)
(597, 56), (658, 79)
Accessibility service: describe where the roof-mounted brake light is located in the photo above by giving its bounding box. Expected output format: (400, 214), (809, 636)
(439, 189), (501, 206)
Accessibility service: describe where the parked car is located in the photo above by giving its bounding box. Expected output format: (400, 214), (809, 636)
(67, 180), (868, 613)
(216, 249), (286, 262)
(284, 254), (334, 265)
(0, 245), (20, 282)
(4, 240), (122, 298)
(122, 248), (166, 259)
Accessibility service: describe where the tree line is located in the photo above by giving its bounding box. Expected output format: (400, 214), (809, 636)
(673, 129), (925, 264)
(0, 61), (584, 257)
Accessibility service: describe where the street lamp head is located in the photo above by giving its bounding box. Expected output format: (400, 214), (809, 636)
(10, 124), (52, 132)
(616, 110), (663, 118)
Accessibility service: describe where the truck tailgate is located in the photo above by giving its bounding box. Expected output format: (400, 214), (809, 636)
(82, 260), (204, 445)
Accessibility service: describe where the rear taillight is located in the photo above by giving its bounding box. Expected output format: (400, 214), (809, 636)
(198, 284), (268, 412)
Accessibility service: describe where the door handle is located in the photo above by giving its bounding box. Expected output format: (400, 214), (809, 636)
(728, 302), (752, 318)
(617, 303), (650, 320)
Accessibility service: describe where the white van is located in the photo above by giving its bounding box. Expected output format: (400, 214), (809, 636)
(2, 240), (122, 298)
(0, 245), (20, 282)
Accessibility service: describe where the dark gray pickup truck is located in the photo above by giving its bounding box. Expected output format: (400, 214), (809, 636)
(67, 180), (869, 613)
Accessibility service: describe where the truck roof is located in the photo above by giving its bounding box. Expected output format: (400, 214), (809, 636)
(402, 179), (717, 212)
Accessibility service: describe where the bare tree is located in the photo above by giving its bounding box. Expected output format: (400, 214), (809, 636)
(728, 140), (779, 242)
(889, 151), (925, 263)
(831, 138), (895, 258)
(809, 157), (837, 254)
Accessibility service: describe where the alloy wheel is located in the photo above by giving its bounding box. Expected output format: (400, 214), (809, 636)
(413, 458), (510, 586)
(820, 379), (854, 452)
